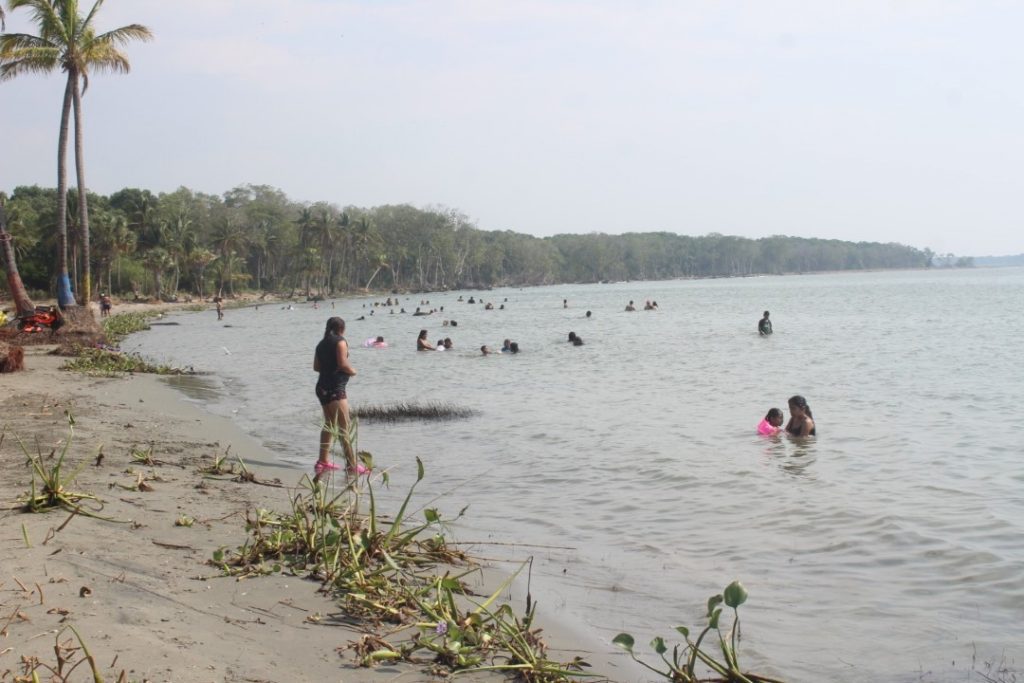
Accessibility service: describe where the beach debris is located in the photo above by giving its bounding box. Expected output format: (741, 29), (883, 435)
(0, 341), (25, 372)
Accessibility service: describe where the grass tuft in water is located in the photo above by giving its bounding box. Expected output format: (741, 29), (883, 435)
(353, 401), (477, 423)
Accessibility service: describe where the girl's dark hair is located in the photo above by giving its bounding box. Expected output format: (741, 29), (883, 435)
(418, 329), (428, 339)
(788, 395), (813, 419)
(765, 407), (783, 420)
(324, 317), (345, 337)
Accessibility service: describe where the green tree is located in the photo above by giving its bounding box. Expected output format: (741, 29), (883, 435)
(0, 0), (152, 306)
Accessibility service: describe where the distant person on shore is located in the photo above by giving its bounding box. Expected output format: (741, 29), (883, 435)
(757, 408), (784, 436)
(313, 317), (361, 479)
(215, 298), (224, 320)
(758, 311), (773, 336)
(417, 329), (435, 351)
(625, 300), (636, 312)
(785, 395), (816, 437)
(100, 293), (112, 318)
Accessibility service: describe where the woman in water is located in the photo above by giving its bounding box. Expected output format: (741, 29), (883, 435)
(313, 317), (360, 478)
(785, 395), (816, 437)
(416, 329), (435, 350)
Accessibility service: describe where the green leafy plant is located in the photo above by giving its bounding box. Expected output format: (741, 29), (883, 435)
(613, 581), (783, 683)
(17, 414), (106, 517)
(62, 346), (189, 376)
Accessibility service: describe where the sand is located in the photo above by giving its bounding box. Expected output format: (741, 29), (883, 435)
(1, 342), (621, 683)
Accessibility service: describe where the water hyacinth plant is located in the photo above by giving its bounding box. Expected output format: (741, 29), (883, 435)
(214, 419), (591, 680)
(613, 581), (783, 683)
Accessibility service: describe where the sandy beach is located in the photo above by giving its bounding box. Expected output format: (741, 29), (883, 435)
(0, 342), (610, 683)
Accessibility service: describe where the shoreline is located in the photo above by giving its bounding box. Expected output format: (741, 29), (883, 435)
(0, 347), (625, 682)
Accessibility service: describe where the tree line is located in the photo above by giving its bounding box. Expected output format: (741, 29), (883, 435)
(1, 183), (935, 302)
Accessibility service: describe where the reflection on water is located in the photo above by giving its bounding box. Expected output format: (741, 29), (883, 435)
(126, 268), (1024, 683)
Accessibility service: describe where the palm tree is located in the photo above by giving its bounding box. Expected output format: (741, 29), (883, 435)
(0, 202), (36, 317)
(0, 0), (152, 307)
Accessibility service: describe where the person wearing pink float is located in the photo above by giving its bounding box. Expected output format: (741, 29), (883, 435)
(757, 407), (784, 436)
(313, 317), (365, 479)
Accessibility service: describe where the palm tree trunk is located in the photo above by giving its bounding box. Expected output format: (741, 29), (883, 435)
(0, 205), (36, 317)
(72, 72), (92, 305)
(55, 75), (75, 307)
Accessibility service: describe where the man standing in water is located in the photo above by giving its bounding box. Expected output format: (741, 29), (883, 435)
(758, 311), (773, 336)
(314, 317), (361, 479)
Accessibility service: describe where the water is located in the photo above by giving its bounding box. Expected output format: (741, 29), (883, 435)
(125, 268), (1024, 683)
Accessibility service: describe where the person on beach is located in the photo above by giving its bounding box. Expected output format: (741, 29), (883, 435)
(758, 311), (773, 336)
(757, 408), (784, 435)
(417, 329), (435, 351)
(785, 395), (816, 437)
(313, 317), (360, 478)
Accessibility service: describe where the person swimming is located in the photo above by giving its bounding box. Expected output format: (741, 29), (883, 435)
(758, 311), (773, 336)
(785, 395), (816, 436)
(568, 331), (577, 343)
(757, 408), (784, 435)
(501, 339), (511, 353)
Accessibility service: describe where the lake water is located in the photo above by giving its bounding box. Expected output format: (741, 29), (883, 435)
(125, 267), (1024, 683)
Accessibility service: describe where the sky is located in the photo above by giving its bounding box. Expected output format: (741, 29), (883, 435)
(2, 1), (1023, 257)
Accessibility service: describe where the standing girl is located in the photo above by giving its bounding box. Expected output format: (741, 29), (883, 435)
(313, 317), (360, 478)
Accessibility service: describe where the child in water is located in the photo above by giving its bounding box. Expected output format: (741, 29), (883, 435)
(757, 408), (784, 436)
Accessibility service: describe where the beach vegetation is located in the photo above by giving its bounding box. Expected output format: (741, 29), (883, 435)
(9, 624), (138, 683)
(14, 413), (108, 519)
(353, 401), (478, 423)
(101, 311), (159, 343)
(214, 420), (591, 680)
(612, 580), (783, 683)
(61, 345), (189, 375)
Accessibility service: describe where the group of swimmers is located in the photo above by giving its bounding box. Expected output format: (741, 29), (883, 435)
(757, 395), (815, 437)
(624, 299), (659, 312)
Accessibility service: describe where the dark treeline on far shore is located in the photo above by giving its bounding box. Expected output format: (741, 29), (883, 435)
(1, 183), (939, 301)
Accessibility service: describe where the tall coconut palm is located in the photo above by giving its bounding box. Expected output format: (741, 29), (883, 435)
(0, 0), (152, 307)
(0, 202), (37, 317)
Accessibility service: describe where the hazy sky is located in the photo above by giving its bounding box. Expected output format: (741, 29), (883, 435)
(2, 1), (1022, 256)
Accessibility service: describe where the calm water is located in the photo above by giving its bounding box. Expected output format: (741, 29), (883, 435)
(126, 268), (1024, 683)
